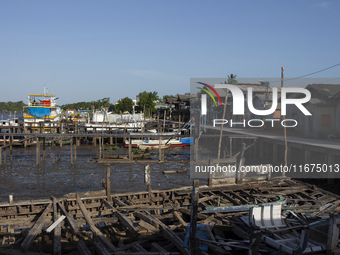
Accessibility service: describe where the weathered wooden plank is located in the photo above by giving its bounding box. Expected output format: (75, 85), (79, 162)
(21, 203), (52, 251)
(173, 211), (188, 227)
(131, 242), (148, 252)
(52, 197), (61, 255)
(151, 242), (169, 253)
(112, 197), (128, 207)
(93, 241), (111, 255)
(138, 220), (159, 233)
(57, 202), (79, 234)
(198, 195), (217, 204)
(135, 211), (188, 254)
(190, 180), (199, 255)
(76, 194), (116, 252)
(77, 239), (92, 255)
(102, 199), (140, 234)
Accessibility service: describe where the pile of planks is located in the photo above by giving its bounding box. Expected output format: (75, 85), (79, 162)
(0, 179), (339, 254)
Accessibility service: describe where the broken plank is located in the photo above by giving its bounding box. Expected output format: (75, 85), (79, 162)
(112, 197), (128, 207)
(138, 220), (159, 233)
(47, 215), (66, 233)
(76, 194), (116, 252)
(135, 211), (188, 255)
(173, 211), (188, 227)
(102, 199), (139, 234)
(198, 195), (217, 204)
(115, 211), (140, 234)
(21, 203), (52, 251)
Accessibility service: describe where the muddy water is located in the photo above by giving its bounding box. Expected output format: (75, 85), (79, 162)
(0, 145), (193, 202)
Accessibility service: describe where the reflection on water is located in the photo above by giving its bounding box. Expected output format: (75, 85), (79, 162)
(0, 145), (193, 202)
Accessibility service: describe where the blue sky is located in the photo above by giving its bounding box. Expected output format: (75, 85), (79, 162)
(1, 0), (340, 105)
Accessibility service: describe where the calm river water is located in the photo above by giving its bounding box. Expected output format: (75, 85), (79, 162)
(0, 145), (193, 202)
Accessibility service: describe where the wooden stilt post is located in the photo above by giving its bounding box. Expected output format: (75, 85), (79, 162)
(128, 135), (132, 161)
(190, 180), (199, 255)
(99, 137), (101, 159)
(236, 143), (246, 184)
(9, 130), (13, 162)
(109, 128), (113, 145)
(52, 196), (61, 255)
(60, 123), (63, 147)
(74, 138), (77, 163)
(0, 148), (2, 165)
(36, 137), (40, 165)
(194, 137), (199, 162)
(70, 138), (73, 164)
(42, 137), (46, 162)
(106, 165), (112, 202)
(144, 164), (152, 198)
(163, 110), (166, 133)
(3, 148), (6, 165)
(159, 137), (162, 162)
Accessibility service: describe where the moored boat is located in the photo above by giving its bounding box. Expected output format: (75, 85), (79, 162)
(23, 87), (61, 127)
(138, 144), (170, 150)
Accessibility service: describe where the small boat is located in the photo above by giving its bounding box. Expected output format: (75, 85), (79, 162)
(125, 137), (192, 147)
(139, 144), (170, 150)
(96, 153), (151, 159)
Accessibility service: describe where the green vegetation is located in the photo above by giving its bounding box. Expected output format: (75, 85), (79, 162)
(136, 91), (159, 117)
(0, 101), (26, 113)
(61, 98), (111, 110)
(114, 97), (134, 113)
(105, 146), (119, 152)
(227, 74), (238, 85)
(162, 94), (178, 102)
(132, 148), (140, 154)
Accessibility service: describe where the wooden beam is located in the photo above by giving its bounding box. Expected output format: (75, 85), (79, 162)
(93, 241), (111, 255)
(151, 242), (169, 253)
(102, 199), (139, 234)
(173, 211), (188, 227)
(76, 194), (116, 252)
(189, 180), (199, 255)
(52, 197), (61, 255)
(57, 202), (79, 234)
(134, 211), (188, 254)
(77, 239), (92, 255)
(21, 203), (52, 251)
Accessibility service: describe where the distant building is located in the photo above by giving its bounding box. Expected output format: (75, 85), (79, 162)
(286, 84), (340, 138)
(65, 109), (75, 116)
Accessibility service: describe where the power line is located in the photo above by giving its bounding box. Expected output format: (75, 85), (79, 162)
(284, 62), (340, 81)
(270, 62), (340, 84)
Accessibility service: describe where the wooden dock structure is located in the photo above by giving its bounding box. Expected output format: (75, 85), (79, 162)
(0, 176), (339, 254)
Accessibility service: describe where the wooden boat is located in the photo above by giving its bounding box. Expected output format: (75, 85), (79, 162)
(139, 144), (170, 150)
(96, 153), (151, 159)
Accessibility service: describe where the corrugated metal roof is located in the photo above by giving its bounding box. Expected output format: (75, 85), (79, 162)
(307, 84), (340, 98)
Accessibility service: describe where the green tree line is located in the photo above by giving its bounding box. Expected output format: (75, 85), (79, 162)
(61, 98), (111, 110)
(0, 101), (26, 113)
